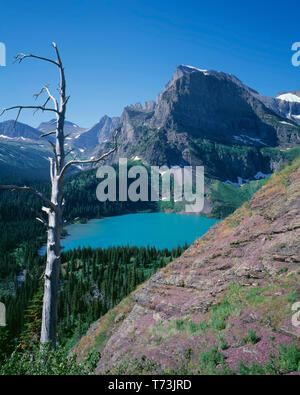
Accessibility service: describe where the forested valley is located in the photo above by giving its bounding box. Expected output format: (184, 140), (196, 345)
(0, 168), (186, 365)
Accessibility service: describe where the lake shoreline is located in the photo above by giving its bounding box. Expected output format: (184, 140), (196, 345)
(39, 212), (220, 256)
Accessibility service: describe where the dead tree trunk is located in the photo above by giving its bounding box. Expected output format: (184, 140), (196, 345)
(0, 43), (118, 347)
(41, 157), (64, 345)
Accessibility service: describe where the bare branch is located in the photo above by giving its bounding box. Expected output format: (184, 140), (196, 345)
(41, 96), (50, 109)
(52, 42), (62, 67)
(59, 129), (119, 180)
(34, 85), (59, 113)
(31, 208), (48, 227)
(65, 148), (74, 157)
(0, 106), (58, 121)
(0, 185), (57, 213)
(44, 86), (59, 112)
(14, 53), (58, 67)
(33, 86), (46, 101)
(11, 46), (62, 122)
(42, 206), (50, 215)
(14, 108), (22, 127)
(47, 139), (56, 153)
(63, 95), (70, 106)
(40, 130), (56, 138)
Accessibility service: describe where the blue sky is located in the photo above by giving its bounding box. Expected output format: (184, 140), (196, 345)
(0, 0), (299, 127)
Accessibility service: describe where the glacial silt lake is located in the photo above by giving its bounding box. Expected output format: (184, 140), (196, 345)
(39, 213), (219, 254)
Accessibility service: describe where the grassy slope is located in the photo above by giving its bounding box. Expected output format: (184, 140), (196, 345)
(74, 155), (300, 374)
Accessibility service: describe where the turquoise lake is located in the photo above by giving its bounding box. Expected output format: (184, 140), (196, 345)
(39, 213), (219, 254)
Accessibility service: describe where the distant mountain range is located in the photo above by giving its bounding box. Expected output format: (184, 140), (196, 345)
(0, 65), (300, 185)
(0, 116), (121, 176)
(38, 119), (87, 137)
(0, 120), (42, 141)
(74, 115), (120, 154)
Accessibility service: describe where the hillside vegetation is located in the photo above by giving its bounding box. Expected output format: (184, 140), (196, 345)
(74, 156), (300, 375)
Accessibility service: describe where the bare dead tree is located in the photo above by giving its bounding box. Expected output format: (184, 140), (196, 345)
(0, 43), (118, 347)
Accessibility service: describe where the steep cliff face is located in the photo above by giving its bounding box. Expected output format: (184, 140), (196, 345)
(107, 66), (300, 182)
(75, 156), (300, 374)
(151, 67), (283, 146)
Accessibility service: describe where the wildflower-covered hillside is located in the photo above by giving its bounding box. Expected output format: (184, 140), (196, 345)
(75, 156), (300, 375)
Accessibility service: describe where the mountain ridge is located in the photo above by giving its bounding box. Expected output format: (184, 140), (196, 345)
(1, 65), (300, 186)
(0, 120), (42, 141)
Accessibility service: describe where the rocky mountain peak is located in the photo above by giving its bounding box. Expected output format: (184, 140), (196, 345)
(167, 65), (259, 95)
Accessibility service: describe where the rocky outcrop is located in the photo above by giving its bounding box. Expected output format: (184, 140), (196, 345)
(129, 101), (156, 111)
(74, 156), (300, 374)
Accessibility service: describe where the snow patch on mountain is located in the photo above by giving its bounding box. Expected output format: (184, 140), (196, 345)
(233, 135), (268, 146)
(254, 171), (271, 180)
(280, 121), (295, 126)
(182, 65), (210, 75)
(0, 134), (33, 142)
(277, 93), (300, 103)
(225, 177), (244, 187)
(225, 171), (270, 188)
